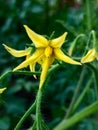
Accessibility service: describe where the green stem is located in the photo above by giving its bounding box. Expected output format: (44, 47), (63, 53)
(13, 71), (40, 76)
(42, 120), (50, 130)
(36, 88), (42, 130)
(3, 64), (60, 130)
(92, 31), (96, 48)
(93, 31), (98, 53)
(0, 64), (60, 81)
(83, 30), (96, 56)
(48, 64), (60, 76)
(0, 70), (12, 81)
(35, 64), (60, 130)
(54, 101), (98, 130)
(72, 75), (93, 113)
(68, 34), (85, 56)
(35, 64), (61, 130)
(0, 70), (40, 81)
(56, 20), (78, 36)
(31, 121), (36, 130)
(86, 64), (98, 100)
(14, 101), (36, 130)
(94, 71), (98, 100)
(86, 0), (92, 31)
(65, 67), (86, 119)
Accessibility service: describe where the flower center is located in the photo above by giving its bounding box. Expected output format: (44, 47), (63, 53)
(45, 46), (53, 58)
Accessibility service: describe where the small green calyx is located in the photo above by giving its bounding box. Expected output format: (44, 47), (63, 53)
(30, 46), (36, 55)
(26, 43), (36, 55)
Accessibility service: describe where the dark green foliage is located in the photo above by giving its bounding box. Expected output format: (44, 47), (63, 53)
(0, 0), (98, 130)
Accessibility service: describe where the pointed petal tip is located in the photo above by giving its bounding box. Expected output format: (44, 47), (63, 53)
(23, 25), (29, 31)
(61, 32), (68, 39)
(71, 61), (82, 65)
(64, 32), (68, 35)
(0, 88), (7, 94)
(23, 24), (27, 28)
(2, 44), (10, 51)
(2, 43), (5, 46)
(50, 32), (68, 48)
(63, 32), (68, 38)
(13, 66), (21, 72)
(34, 75), (37, 79)
(13, 68), (17, 72)
(23, 25), (30, 32)
(2, 44), (7, 48)
(77, 62), (82, 65)
(13, 65), (24, 72)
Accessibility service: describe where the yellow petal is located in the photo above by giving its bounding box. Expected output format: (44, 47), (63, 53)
(54, 48), (81, 65)
(13, 49), (44, 71)
(39, 57), (54, 88)
(26, 55), (36, 78)
(50, 32), (67, 48)
(45, 46), (53, 57)
(24, 25), (48, 48)
(38, 56), (45, 65)
(81, 49), (96, 63)
(0, 88), (6, 94)
(29, 63), (36, 72)
(3, 44), (31, 57)
(26, 55), (36, 72)
(30, 63), (37, 79)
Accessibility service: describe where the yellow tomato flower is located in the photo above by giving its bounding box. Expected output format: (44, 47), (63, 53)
(0, 88), (6, 94)
(81, 48), (98, 63)
(3, 25), (81, 88)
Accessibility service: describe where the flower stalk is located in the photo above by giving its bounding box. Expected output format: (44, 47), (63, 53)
(85, 63), (98, 100)
(36, 88), (43, 130)
(14, 101), (36, 130)
(65, 67), (86, 119)
(0, 70), (40, 81)
(72, 75), (93, 113)
(85, 0), (92, 31)
(68, 34), (85, 56)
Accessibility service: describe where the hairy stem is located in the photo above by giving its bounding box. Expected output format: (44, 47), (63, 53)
(36, 88), (42, 130)
(72, 75), (93, 113)
(86, 63), (98, 100)
(0, 70), (40, 81)
(65, 67), (86, 119)
(14, 101), (36, 130)
(85, 0), (92, 31)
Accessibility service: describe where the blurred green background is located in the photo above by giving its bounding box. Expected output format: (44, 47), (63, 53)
(0, 0), (98, 130)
